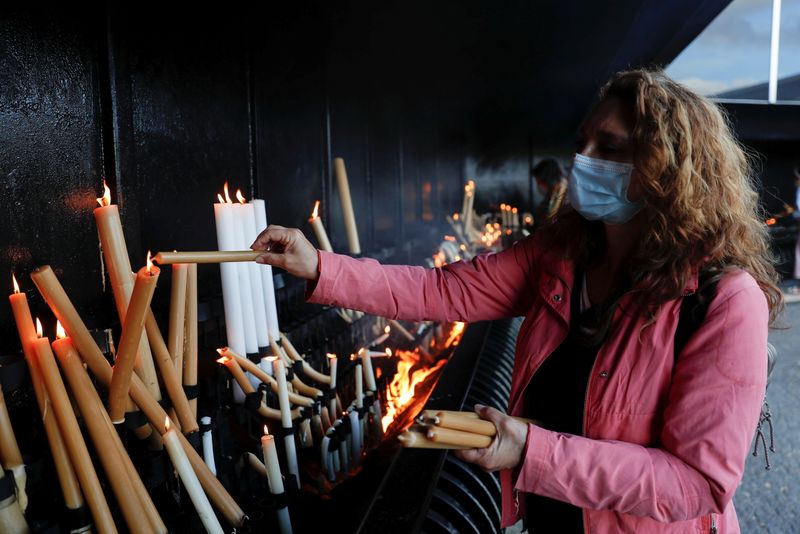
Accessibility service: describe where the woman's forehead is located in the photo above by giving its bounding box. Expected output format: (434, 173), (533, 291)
(581, 98), (634, 140)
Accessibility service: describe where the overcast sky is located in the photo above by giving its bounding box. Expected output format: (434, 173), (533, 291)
(666, 0), (800, 96)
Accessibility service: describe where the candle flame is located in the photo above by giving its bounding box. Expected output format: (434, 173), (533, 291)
(358, 347), (365, 356)
(215, 348), (230, 365)
(326, 353), (336, 360)
(56, 321), (66, 339)
(453, 213), (460, 221)
(146, 251), (153, 273)
(444, 235), (456, 241)
(384, 325), (391, 334)
(36, 318), (43, 338)
(165, 417), (171, 432)
(266, 356), (278, 362)
(512, 207), (518, 214)
(311, 200), (320, 219)
(385, 348), (392, 357)
(350, 353), (356, 361)
(223, 182), (233, 204)
(264, 425), (270, 436)
(12, 273), (19, 294)
(217, 193), (225, 203)
(97, 180), (111, 207)
(236, 189), (246, 204)
(766, 217), (777, 226)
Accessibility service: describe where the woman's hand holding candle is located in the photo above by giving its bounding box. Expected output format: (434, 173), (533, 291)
(250, 226), (319, 281)
(453, 405), (529, 472)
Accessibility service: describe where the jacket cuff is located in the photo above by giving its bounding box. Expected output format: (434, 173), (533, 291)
(305, 250), (341, 304)
(514, 424), (556, 493)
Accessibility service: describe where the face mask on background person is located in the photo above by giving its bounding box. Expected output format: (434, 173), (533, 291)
(567, 153), (644, 224)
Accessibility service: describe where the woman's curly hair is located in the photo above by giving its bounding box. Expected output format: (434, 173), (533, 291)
(543, 68), (783, 326)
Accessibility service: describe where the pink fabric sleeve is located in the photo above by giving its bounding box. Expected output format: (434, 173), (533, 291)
(514, 276), (768, 522)
(307, 236), (540, 323)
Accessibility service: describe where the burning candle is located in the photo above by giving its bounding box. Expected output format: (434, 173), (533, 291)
(108, 253), (159, 423)
(261, 426), (293, 534)
(308, 200), (333, 252)
(250, 198), (281, 340)
(94, 181), (161, 401)
(162, 418), (224, 534)
(31, 323), (117, 533)
(333, 158), (361, 255)
(462, 180), (475, 231)
(167, 262), (188, 371)
(53, 331), (164, 534)
(184, 263), (199, 419)
(235, 191), (269, 350)
(225, 349), (313, 408)
(269, 356), (299, 484)
(512, 206), (520, 229)
(30, 265), (246, 527)
(213, 184), (247, 360)
(9, 275), (83, 512)
(200, 416), (216, 476)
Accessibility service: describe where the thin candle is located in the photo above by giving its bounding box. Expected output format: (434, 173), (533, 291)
(162, 418), (223, 534)
(216, 352), (282, 421)
(334, 158), (361, 254)
(108, 252), (159, 423)
(184, 263), (199, 419)
(167, 262), (188, 371)
(0, 384), (26, 512)
(261, 426), (292, 534)
(308, 200), (333, 252)
(269, 356), (299, 484)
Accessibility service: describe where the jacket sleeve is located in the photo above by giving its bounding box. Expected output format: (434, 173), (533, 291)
(513, 275), (769, 522)
(306, 236), (540, 323)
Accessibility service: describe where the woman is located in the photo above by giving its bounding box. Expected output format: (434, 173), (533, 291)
(252, 69), (782, 533)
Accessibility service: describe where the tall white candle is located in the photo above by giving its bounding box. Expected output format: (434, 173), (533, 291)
(261, 427), (292, 534)
(327, 354), (337, 419)
(162, 418), (223, 534)
(237, 199), (269, 349)
(200, 417), (216, 476)
(348, 408), (361, 465)
(251, 199), (281, 341)
(269, 357), (298, 484)
(230, 200), (258, 355)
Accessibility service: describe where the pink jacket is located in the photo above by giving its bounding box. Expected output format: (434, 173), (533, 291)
(307, 235), (768, 533)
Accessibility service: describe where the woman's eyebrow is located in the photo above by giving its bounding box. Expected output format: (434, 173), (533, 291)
(595, 130), (630, 144)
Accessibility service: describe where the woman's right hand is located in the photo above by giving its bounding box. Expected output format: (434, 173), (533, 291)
(250, 225), (320, 281)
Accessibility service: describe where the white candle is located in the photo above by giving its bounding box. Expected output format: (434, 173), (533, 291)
(230, 200), (258, 355)
(360, 351), (377, 393)
(200, 417), (216, 476)
(261, 427), (292, 534)
(348, 409), (361, 465)
(237, 199), (269, 350)
(213, 201), (246, 358)
(269, 357), (298, 484)
(259, 356), (274, 377)
(162, 418), (223, 534)
(251, 198), (281, 341)
(327, 354), (337, 419)
(320, 431), (335, 482)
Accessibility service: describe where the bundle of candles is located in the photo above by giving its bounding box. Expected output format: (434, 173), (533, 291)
(398, 410), (535, 450)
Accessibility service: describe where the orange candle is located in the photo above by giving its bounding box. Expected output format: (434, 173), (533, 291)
(0, 384), (25, 512)
(32, 329), (117, 533)
(223, 349), (313, 407)
(94, 181), (162, 401)
(30, 265), (244, 527)
(216, 352), (282, 421)
(52, 333), (159, 534)
(9, 278), (83, 510)
(108, 254), (159, 423)
(308, 201), (333, 252)
(0, 467), (29, 532)
(167, 263), (188, 371)
(184, 263), (199, 419)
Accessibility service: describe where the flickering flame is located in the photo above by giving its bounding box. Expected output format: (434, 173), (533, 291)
(215, 348), (230, 365)
(350, 353), (356, 361)
(236, 189), (246, 204)
(524, 215), (533, 225)
(500, 203), (506, 210)
(12, 274), (19, 294)
(464, 180), (475, 196)
(766, 218), (777, 226)
(217, 193), (225, 203)
(224, 182), (233, 204)
(36, 318), (43, 338)
(444, 235), (456, 241)
(263, 425), (269, 436)
(165, 417), (171, 432)
(97, 180), (111, 207)
(384, 325), (391, 334)
(146, 251), (153, 273)
(453, 213), (460, 221)
(433, 251), (446, 268)
(311, 200), (320, 219)
(512, 207), (518, 214)
(56, 321), (66, 340)
(326, 353), (336, 360)
(444, 322), (466, 348)
(385, 348), (392, 357)
(381, 349), (447, 432)
(358, 348), (366, 356)
(266, 356), (279, 362)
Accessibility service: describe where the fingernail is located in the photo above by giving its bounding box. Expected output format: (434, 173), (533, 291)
(474, 404), (485, 411)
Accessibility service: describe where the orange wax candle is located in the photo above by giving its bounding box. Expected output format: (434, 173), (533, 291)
(94, 182), (161, 401)
(30, 265), (244, 526)
(308, 201), (333, 252)
(52, 335), (157, 534)
(0, 384), (26, 511)
(216, 352), (283, 421)
(167, 263), (188, 371)
(9, 281), (82, 510)
(31, 335), (117, 534)
(223, 349), (313, 407)
(183, 263), (199, 419)
(108, 255), (159, 423)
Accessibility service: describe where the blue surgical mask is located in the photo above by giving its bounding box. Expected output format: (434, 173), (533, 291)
(567, 153), (644, 224)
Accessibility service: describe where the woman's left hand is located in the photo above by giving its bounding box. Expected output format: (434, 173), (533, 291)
(453, 404), (529, 472)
